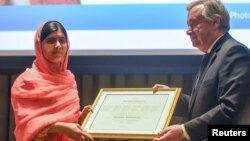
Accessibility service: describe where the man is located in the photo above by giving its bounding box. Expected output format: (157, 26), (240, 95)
(152, 0), (250, 141)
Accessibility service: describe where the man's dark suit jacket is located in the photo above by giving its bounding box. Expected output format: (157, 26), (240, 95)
(178, 33), (250, 141)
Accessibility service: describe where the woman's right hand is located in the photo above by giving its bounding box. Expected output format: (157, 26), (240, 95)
(152, 84), (170, 93)
(49, 122), (94, 141)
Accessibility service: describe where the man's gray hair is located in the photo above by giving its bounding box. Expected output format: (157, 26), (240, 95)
(187, 0), (230, 32)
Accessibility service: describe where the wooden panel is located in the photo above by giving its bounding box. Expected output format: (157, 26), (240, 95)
(0, 75), (9, 141)
(98, 74), (112, 88)
(147, 74), (169, 87)
(9, 75), (18, 141)
(79, 74), (95, 106)
(126, 74), (147, 87)
(114, 74), (127, 88)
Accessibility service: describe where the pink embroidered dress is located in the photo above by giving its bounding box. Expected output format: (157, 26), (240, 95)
(11, 24), (80, 141)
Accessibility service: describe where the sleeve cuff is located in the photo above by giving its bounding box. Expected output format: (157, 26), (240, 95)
(181, 124), (190, 140)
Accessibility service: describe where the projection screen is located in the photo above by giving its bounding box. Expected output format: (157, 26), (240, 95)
(0, 0), (250, 56)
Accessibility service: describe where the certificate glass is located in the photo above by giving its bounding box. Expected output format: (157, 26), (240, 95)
(81, 88), (181, 139)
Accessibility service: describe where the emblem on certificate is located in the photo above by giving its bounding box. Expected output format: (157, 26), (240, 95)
(81, 88), (181, 139)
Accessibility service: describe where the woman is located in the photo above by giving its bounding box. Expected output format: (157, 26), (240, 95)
(11, 21), (94, 141)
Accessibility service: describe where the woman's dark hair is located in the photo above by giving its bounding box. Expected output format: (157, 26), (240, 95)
(40, 21), (68, 42)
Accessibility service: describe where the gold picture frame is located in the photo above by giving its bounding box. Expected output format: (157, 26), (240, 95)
(81, 88), (181, 139)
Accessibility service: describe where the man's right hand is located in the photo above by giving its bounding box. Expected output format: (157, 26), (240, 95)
(152, 84), (170, 93)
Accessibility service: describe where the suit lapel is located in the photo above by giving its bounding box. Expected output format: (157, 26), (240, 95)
(188, 33), (232, 114)
(189, 53), (216, 111)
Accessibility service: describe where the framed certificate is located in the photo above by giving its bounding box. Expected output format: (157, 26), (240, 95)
(81, 88), (181, 139)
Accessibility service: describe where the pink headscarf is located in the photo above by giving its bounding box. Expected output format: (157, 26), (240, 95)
(34, 23), (69, 74)
(11, 22), (80, 141)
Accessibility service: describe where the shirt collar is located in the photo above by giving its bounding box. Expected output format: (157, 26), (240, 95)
(207, 34), (225, 53)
